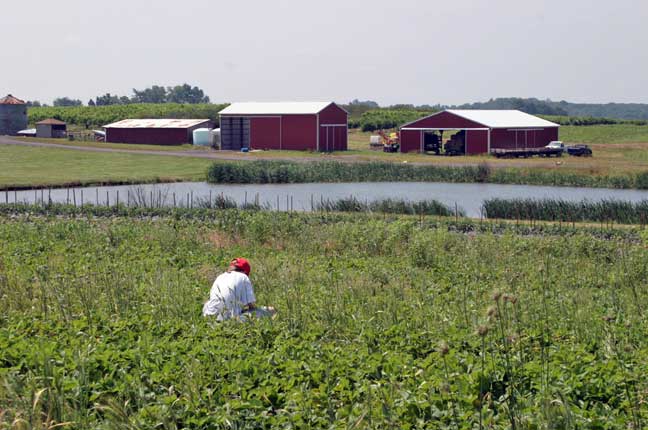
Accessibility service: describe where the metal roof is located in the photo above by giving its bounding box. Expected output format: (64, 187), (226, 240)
(446, 110), (559, 128)
(103, 119), (210, 129)
(0, 94), (26, 105)
(36, 118), (66, 125)
(219, 102), (336, 115)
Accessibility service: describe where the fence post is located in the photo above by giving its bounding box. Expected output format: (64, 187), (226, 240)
(81, 189), (84, 207)
(66, 189), (69, 205)
(173, 192), (176, 208)
(455, 202), (458, 222)
(106, 191), (109, 207)
(190, 191), (193, 209)
(116, 191), (119, 207)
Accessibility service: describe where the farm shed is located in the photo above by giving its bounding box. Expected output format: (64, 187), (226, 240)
(0, 94), (28, 136)
(103, 119), (211, 145)
(36, 118), (67, 138)
(399, 110), (560, 154)
(218, 102), (348, 151)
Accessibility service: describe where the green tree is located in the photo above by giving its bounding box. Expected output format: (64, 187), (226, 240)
(166, 83), (210, 104)
(53, 97), (83, 107)
(95, 93), (122, 106)
(132, 85), (168, 103)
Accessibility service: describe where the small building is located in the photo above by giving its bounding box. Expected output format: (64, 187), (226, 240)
(103, 119), (211, 145)
(399, 110), (560, 154)
(0, 94), (28, 136)
(218, 102), (348, 151)
(36, 118), (67, 138)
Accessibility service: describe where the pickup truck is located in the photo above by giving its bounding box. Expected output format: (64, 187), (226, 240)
(566, 144), (593, 156)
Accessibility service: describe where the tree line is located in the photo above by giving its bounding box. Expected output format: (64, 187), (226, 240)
(36, 83), (211, 107)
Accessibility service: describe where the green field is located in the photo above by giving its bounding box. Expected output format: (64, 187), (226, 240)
(0, 144), (212, 188)
(559, 124), (648, 144)
(1, 210), (647, 428)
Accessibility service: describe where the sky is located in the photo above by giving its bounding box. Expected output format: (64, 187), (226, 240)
(1, 0), (647, 106)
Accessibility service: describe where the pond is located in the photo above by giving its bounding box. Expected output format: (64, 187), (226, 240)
(6, 182), (648, 218)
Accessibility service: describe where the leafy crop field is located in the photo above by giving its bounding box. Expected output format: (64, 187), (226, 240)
(28, 104), (228, 129)
(1, 211), (647, 428)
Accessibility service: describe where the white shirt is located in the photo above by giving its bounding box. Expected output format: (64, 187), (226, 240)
(202, 271), (256, 320)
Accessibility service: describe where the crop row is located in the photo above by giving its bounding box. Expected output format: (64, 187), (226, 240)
(353, 109), (435, 131)
(28, 103), (228, 128)
(0, 202), (643, 242)
(206, 160), (648, 190)
(1, 212), (647, 428)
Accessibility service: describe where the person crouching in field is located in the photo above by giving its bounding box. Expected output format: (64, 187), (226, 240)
(202, 258), (276, 321)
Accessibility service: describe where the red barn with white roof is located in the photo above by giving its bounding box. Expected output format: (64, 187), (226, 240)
(218, 102), (348, 151)
(103, 119), (211, 145)
(399, 110), (560, 154)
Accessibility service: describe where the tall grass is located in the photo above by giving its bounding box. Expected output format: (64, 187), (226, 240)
(315, 197), (460, 216)
(484, 198), (648, 224)
(206, 160), (648, 190)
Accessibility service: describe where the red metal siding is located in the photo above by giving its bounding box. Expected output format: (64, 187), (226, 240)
(318, 103), (348, 125)
(318, 125), (348, 151)
(490, 128), (559, 150)
(404, 111), (487, 129)
(106, 128), (190, 145)
(281, 115), (317, 150)
(317, 103), (348, 151)
(400, 129), (422, 153)
(250, 117), (281, 150)
(466, 130), (488, 155)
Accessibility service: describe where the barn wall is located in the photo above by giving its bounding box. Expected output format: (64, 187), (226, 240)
(404, 111), (486, 129)
(250, 117), (281, 150)
(490, 128), (559, 150)
(281, 115), (317, 150)
(318, 103), (348, 151)
(465, 130), (489, 154)
(400, 129), (422, 153)
(106, 128), (190, 145)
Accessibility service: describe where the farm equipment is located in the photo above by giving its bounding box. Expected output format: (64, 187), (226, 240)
(422, 130), (465, 156)
(376, 130), (400, 153)
(567, 144), (592, 156)
(491, 141), (564, 158)
(424, 132), (442, 154)
(445, 131), (466, 156)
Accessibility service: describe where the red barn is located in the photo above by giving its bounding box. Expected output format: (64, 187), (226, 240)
(103, 119), (211, 145)
(218, 102), (348, 151)
(399, 110), (560, 154)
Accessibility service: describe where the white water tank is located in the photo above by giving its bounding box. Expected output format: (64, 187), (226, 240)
(210, 128), (221, 149)
(193, 128), (211, 146)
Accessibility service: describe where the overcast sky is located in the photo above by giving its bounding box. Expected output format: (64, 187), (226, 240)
(1, 0), (647, 106)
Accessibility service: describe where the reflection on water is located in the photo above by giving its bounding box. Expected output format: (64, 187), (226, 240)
(6, 181), (648, 218)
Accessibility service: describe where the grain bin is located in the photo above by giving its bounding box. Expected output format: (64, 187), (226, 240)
(0, 95), (28, 136)
(192, 128), (212, 146)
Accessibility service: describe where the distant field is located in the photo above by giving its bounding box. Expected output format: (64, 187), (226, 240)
(560, 124), (648, 144)
(0, 144), (212, 188)
(14, 137), (209, 152)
